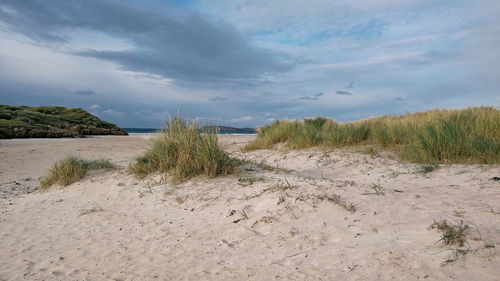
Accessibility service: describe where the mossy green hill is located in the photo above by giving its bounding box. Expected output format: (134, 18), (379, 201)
(0, 105), (127, 138)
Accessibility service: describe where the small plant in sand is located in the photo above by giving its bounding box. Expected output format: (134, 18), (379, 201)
(274, 178), (294, 191)
(417, 164), (438, 175)
(362, 183), (385, 196)
(79, 202), (104, 216)
(232, 210), (248, 223)
(277, 194), (287, 205)
(428, 219), (477, 266)
(40, 156), (113, 189)
(129, 116), (235, 182)
(429, 219), (470, 247)
(317, 193), (357, 213)
(483, 243), (495, 249)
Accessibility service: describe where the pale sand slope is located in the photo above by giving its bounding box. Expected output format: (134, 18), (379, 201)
(0, 135), (499, 280)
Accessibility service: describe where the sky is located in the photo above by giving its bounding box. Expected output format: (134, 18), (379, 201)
(0, 0), (499, 128)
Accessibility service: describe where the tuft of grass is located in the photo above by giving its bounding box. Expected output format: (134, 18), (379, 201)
(317, 194), (356, 213)
(237, 176), (265, 186)
(274, 178), (294, 191)
(232, 210), (249, 223)
(129, 116), (235, 182)
(40, 156), (113, 189)
(417, 164), (439, 175)
(277, 194), (287, 205)
(243, 107), (500, 164)
(484, 243), (495, 249)
(79, 202), (104, 216)
(362, 183), (385, 196)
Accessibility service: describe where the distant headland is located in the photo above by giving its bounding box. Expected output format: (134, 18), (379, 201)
(0, 105), (128, 139)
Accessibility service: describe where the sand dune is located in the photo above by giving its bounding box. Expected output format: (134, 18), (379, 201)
(1, 135), (499, 280)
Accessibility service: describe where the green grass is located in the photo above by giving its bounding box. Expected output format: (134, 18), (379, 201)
(0, 119), (34, 128)
(40, 156), (113, 189)
(129, 116), (236, 182)
(244, 107), (500, 164)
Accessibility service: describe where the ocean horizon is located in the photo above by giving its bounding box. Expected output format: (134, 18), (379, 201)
(123, 128), (257, 135)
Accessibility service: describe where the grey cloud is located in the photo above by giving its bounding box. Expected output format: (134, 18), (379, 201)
(335, 90), (353, 95)
(0, 0), (291, 86)
(208, 96), (228, 102)
(295, 92), (324, 101)
(74, 89), (96, 96)
(1, 0), (498, 129)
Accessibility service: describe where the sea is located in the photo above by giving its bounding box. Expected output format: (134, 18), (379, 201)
(123, 128), (256, 135)
(123, 128), (159, 133)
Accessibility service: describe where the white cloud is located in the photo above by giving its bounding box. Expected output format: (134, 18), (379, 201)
(123, 71), (174, 87)
(229, 116), (253, 123)
(102, 109), (124, 117)
(89, 104), (100, 110)
(0, 5), (17, 16)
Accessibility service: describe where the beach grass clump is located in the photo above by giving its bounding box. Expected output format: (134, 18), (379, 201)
(324, 122), (371, 146)
(129, 116), (235, 181)
(400, 107), (500, 163)
(40, 156), (113, 189)
(243, 107), (500, 164)
(243, 120), (302, 150)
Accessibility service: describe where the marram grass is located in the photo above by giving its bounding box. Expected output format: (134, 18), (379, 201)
(129, 117), (235, 181)
(244, 107), (500, 164)
(40, 156), (113, 189)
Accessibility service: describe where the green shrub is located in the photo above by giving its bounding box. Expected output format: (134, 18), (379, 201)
(129, 117), (235, 181)
(0, 112), (11, 120)
(40, 156), (113, 189)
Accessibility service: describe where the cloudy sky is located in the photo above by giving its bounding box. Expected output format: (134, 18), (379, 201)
(0, 0), (499, 128)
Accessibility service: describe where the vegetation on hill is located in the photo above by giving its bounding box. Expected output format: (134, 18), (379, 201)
(0, 105), (127, 138)
(129, 117), (236, 181)
(244, 107), (500, 164)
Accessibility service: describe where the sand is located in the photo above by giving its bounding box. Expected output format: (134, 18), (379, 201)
(0, 135), (499, 280)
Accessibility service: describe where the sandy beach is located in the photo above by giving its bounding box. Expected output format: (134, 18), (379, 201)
(0, 135), (499, 280)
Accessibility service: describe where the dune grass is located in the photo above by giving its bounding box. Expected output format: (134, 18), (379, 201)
(244, 107), (500, 164)
(129, 116), (236, 181)
(40, 156), (113, 189)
